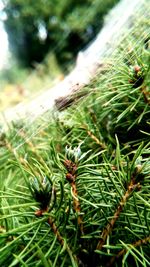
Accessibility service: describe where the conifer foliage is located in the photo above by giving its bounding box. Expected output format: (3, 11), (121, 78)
(0, 1), (150, 266)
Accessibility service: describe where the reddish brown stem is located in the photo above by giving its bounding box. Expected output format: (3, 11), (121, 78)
(82, 125), (106, 149)
(96, 176), (141, 250)
(64, 159), (84, 235)
(107, 235), (150, 267)
(71, 181), (84, 235)
(47, 217), (78, 266)
(87, 129), (106, 149)
(47, 217), (64, 246)
(140, 86), (150, 105)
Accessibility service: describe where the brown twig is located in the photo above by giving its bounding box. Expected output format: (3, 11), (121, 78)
(71, 180), (84, 235)
(87, 129), (106, 149)
(96, 173), (141, 250)
(107, 235), (150, 266)
(64, 159), (84, 235)
(140, 86), (150, 105)
(47, 216), (78, 266)
(82, 125), (106, 149)
(47, 217), (65, 246)
(35, 209), (78, 265)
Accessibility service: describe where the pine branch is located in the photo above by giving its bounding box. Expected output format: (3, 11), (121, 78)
(140, 86), (150, 105)
(0, 1), (149, 266)
(64, 158), (84, 235)
(30, 175), (79, 266)
(47, 216), (64, 245)
(129, 65), (150, 104)
(47, 217), (78, 266)
(82, 125), (106, 150)
(107, 235), (150, 266)
(96, 168), (142, 250)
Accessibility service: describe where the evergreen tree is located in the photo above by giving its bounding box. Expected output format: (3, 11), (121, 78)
(0, 1), (150, 266)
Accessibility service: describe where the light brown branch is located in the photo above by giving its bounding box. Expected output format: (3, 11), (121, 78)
(47, 217), (65, 246)
(64, 159), (84, 235)
(107, 235), (150, 266)
(96, 175), (141, 250)
(47, 217), (78, 266)
(82, 125), (106, 149)
(71, 181), (84, 235)
(140, 86), (150, 105)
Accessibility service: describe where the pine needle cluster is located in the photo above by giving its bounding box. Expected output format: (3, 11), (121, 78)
(0, 2), (150, 266)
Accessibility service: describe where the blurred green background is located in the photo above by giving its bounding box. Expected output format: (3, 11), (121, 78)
(0, 0), (119, 111)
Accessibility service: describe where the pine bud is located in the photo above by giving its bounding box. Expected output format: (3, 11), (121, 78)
(30, 176), (52, 211)
(129, 65), (144, 88)
(65, 145), (81, 162)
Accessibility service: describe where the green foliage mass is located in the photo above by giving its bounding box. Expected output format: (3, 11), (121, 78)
(0, 1), (150, 267)
(3, 0), (119, 68)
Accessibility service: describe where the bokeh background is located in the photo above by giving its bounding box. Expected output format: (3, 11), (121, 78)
(0, 0), (119, 111)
